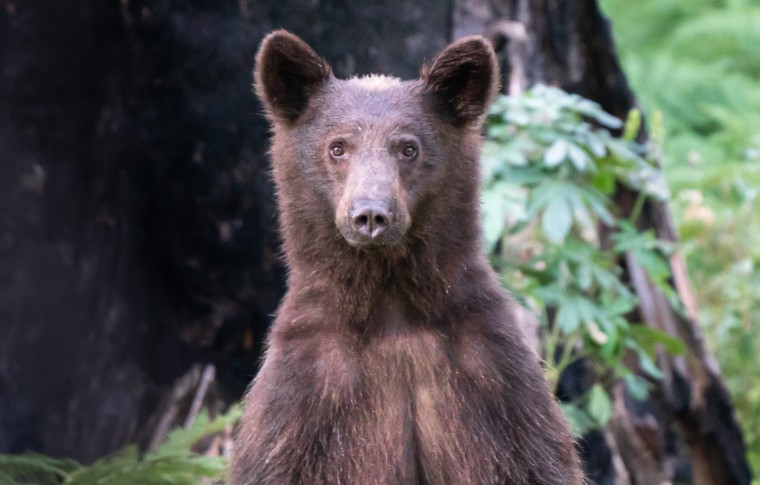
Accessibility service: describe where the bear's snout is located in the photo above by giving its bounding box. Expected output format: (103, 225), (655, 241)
(338, 193), (406, 248)
(350, 199), (391, 240)
(335, 155), (409, 248)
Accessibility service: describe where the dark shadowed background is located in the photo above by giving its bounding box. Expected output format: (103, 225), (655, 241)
(0, 0), (454, 462)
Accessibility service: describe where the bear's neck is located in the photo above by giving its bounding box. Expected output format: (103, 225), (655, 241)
(280, 199), (483, 325)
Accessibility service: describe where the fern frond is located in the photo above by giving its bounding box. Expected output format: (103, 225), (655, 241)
(155, 404), (242, 458)
(0, 453), (81, 484)
(0, 405), (242, 484)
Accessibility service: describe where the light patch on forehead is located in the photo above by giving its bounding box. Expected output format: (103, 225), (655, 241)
(347, 74), (401, 91)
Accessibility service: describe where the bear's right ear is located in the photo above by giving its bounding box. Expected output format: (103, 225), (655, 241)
(422, 36), (500, 126)
(254, 30), (332, 124)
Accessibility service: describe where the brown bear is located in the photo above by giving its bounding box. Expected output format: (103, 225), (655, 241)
(231, 30), (583, 484)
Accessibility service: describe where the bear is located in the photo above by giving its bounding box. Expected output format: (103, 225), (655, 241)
(231, 30), (583, 485)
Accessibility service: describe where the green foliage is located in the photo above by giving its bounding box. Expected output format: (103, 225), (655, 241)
(602, 0), (760, 476)
(482, 86), (682, 433)
(0, 406), (241, 485)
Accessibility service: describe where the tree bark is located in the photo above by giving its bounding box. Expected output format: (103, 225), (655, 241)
(0, 0), (449, 462)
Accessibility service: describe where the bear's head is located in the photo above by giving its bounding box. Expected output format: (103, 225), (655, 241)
(254, 31), (498, 265)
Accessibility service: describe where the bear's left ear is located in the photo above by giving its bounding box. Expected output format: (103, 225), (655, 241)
(422, 36), (500, 126)
(254, 30), (332, 124)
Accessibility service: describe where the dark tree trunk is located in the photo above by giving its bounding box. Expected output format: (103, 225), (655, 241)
(0, 0), (750, 482)
(0, 0), (450, 462)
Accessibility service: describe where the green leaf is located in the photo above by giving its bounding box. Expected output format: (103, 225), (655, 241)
(526, 181), (555, 217)
(481, 186), (507, 252)
(622, 108), (642, 142)
(624, 373), (650, 401)
(480, 183), (526, 251)
(556, 298), (582, 333)
(604, 294), (636, 317)
(532, 283), (565, 306)
(607, 138), (641, 162)
(157, 406), (242, 457)
(628, 341), (665, 379)
(542, 196), (573, 244)
(480, 141), (505, 180)
(582, 130), (607, 157)
(576, 100), (624, 129)
(576, 296), (598, 327)
(559, 402), (596, 437)
(579, 187), (615, 226)
(544, 139), (569, 167)
(501, 166), (546, 185)
(591, 169), (616, 195)
(567, 143), (592, 171)
(639, 351), (664, 379)
(576, 262), (593, 291)
(629, 325), (687, 356)
(570, 196), (597, 240)
(635, 248), (672, 282)
(586, 384), (614, 425)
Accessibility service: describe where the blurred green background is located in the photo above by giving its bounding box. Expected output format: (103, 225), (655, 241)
(602, 0), (760, 473)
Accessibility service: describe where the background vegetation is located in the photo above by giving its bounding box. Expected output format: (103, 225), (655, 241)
(482, 86), (682, 435)
(600, 0), (760, 473)
(0, 408), (240, 485)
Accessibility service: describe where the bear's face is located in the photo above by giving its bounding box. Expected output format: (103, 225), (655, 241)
(295, 79), (441, 248)
(255, 31), (498, 250)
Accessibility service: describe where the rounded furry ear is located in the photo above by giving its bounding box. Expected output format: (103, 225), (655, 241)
(422, 36), (500, 126)
(254, 30), (332, 123)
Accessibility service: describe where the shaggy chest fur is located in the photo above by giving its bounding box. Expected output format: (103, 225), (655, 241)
(253, 282), (519, 484)
(235, 265), (580, 484)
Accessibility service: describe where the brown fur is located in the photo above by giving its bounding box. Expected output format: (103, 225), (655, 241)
(232, 30), (583, 484)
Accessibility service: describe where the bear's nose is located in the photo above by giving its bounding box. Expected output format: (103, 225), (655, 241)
(350, 199), (392, 239)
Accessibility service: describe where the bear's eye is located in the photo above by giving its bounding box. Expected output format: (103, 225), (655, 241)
(402, 143), (418, 159)
(329, 141), (346, 159)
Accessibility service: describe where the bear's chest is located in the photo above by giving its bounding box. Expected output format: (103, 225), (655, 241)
(355, 301), (461, 437)
(360, 293), (452, 388)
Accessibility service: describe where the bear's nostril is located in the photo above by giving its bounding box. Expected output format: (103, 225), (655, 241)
(350, 200), (392, 239)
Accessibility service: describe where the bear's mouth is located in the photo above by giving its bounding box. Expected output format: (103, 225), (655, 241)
(338, 222), (404, 249)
